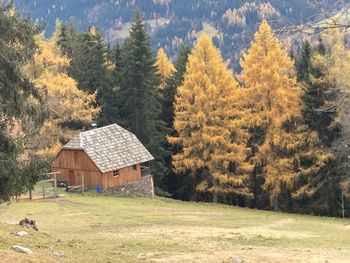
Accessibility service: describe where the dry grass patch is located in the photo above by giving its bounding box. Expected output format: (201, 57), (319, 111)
(0, 194), (349, 262)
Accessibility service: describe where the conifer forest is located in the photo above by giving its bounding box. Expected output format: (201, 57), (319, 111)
(2, 0), (350, 218)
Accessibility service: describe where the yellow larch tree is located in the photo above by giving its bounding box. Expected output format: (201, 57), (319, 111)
(239, 21), (331, 209)
(169, 35), (253, 202)
(322, 29), (350, 94)
(156, 48), (175, 89)
(21, 32), (100, 158)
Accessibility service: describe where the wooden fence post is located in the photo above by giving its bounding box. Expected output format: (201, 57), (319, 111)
(42, 180), (45, 199)
(54, 173), (58, 198)
(342, 193), (345, 225)
(82, 174), (85, 195)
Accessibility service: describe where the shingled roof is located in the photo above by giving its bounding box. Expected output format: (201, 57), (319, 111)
(63, 124), (154, 173)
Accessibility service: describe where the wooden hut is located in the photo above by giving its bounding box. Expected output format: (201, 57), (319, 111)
(51, 124), (154, 191)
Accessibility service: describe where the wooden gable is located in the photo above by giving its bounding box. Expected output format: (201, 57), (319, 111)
(52, 149), (100, 172)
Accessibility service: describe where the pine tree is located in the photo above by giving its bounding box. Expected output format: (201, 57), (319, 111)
(0, 2), (37, 202)
(295, 37), (340, 215)
(239, 21), (331, 210)
(169, 35), (253, 203)
(64, 24), (111, 130)
(111, 43), (123, 85)
(98, 43), (122, 126)
(156, 48), (175, 90)
(162, 45), (191, 130)
(97, 85), (120, 127)
(161, 45), (191, 197)
(301, 37), (340, 146)
(56, 19), (77, 57)
(68, 26), (108, 94)
(321, 29), (350, 214)
(296, 40), (312, 82)
(118, 11), (168, 185)
(20, 156), (50, 200)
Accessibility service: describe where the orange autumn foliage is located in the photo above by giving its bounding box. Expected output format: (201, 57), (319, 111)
(170, 35), (253, 200)
(22, 32), (100, 158)
(239, 21), (331, 209)
(156, 48), (175, 90)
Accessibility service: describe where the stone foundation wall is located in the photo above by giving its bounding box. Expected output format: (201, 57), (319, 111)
(106, 175), (154, 197)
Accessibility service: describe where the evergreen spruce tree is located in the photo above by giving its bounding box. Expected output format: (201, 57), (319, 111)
(294, 33), (350, 216)
(65, 25), (111, 129)
(97, 86), (120, 127)
(296, 40), (312, 82)
(321, 29), (350, 215)
(294, 36), (342, 215)
(111, 43), (123, 85)
(57, 19), (77, 57)
(98, 43), (122, 126)
(162, 45), (191, 197)
(0, 2), (37, 202)
(301, 37), (340, 146)
(118, 11), (168, 185)
(56, 21), (69, 55)
(162, 45), (191, 130)
(69, 26), (108, 94)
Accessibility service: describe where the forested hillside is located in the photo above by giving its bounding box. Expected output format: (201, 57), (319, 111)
(3, 1), (350, 217)
(15, 0), (349, 70)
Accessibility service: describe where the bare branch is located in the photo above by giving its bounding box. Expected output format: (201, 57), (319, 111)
(314, 94), (349, 113)
(274, 0), (350, 36)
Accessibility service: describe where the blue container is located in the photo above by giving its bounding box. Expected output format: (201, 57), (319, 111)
(96, 185), (103, 193)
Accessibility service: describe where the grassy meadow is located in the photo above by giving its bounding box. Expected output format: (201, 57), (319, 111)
(0, 193), (349, 262)
(109, 18), (170, 41)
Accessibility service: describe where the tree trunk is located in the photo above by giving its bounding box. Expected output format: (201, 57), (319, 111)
(213, 177), (219, 203)
(252, 174), (258, 208)
(328, 179), (337, 216)
(29, 189), (32, 200)
(273, 197), (280, 211)
(213, 192), (218, 203)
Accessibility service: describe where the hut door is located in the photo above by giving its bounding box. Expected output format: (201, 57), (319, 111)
(68, 170), (75, 186)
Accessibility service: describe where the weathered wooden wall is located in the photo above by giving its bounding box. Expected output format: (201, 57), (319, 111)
(52, 149), (102, 187)
(52, 150), (142, 190)
(102, 164), (141, 190)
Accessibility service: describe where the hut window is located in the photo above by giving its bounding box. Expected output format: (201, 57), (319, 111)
(132, 165), (137, 171)
(113, 170), (119, 177)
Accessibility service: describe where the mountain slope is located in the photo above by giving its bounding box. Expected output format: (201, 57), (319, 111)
(15, 0), (349, 69)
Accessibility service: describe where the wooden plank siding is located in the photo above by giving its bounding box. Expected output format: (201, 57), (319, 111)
(102, 164), (141, 190)
(51, 167), (102, 188)
(52, 150), (100, 172)
(52, 149), (142, 190)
